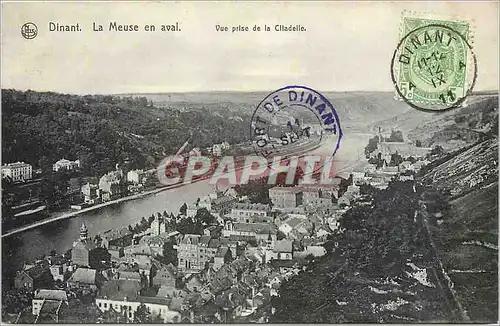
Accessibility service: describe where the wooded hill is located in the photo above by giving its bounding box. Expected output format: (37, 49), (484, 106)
(1, 89), (249, 177)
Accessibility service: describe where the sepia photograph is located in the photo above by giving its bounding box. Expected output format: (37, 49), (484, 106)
(1, 1), (498, 324)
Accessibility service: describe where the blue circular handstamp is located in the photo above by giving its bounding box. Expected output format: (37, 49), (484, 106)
(250, 85), (342, 161)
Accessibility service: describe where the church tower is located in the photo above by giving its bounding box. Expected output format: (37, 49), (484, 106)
(72, 221), (94, 267)
(80, 222), (88, 242)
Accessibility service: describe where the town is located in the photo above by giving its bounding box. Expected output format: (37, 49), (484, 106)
(1, 129), (438, 323)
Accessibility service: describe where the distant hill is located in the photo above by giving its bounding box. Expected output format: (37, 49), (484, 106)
(126, 91), (414, 128)
(367, 94), (498, 149)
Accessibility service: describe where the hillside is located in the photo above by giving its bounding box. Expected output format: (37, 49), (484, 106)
(367, 95), (498, 150)
(1, 89), (249, 177)
(270, 97), (498, 323)
(419, 138), (498, 322)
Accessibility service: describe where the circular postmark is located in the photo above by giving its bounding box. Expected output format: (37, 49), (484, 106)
(21, 22), (38, 40)
(391, 23), (477, 111)
(250, 85), (342, 163)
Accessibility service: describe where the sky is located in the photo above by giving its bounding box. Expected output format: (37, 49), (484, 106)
(1, 1), (498, 94)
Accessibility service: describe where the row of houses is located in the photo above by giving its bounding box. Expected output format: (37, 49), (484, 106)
(81, 166), (154, 204)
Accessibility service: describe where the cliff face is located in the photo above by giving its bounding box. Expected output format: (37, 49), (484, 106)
(419, 137), (498, 322)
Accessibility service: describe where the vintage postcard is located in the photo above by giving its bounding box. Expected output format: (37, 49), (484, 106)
(1, 1), (498, 324)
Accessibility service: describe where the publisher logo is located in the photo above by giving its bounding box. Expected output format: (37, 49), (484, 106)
(21, 22), (38, 39)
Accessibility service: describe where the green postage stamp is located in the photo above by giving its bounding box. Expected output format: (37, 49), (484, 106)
(391, 12), (477, 111)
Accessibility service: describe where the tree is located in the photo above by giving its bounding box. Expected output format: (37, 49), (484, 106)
(430, 145), (445, 156)
(389, 153), (403, 167)
(270, 181), (430, 323)
(195, 207), (216, 226)
(134, 303), (153, 323)
(176, 216), (203, 235)
(152, 314), (164, 323)
(415, 140), (422, 147)
(180, 203), (188, 216)
(140, 216), (149, 230)
(364, 136), (379, 157)
(387, 130), (404, 142)
(89, 247), (111, 269)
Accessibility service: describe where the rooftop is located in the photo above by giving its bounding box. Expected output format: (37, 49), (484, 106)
(283, 217), (306, 229)
(156, 264), (177, 278)
(269, 186), (303, 194)
(138, 295), (171, 306)
(2, 161), (31, 168)
(232, 203), (271, 211)
(97, 279), (142, 301)
(34, 289), (68, 301)
(233, 222), (275, 234)
(273, 240), (293, 253)
(117, 271), (141, 281)
(102, 227), (131, 241)
(68, 268), (96, 284)
(212, 195), (237, 205)
(208, 238), (220, 248)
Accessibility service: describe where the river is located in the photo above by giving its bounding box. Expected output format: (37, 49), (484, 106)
(1, 129), (370, 287)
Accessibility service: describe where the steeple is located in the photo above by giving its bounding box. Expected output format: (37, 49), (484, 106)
(80, 222), (88, 242)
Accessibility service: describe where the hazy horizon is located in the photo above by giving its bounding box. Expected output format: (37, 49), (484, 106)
(2, 87), (498, 97)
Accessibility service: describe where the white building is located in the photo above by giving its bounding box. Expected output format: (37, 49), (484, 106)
(127, 169), (146, 184)
(268, 240), (293, 261)
(230, 203), (271, 223)
(212, 144), (222, 157)
(95, 280), (180, 323)
(186, 204), (199, 218)
(81, 183), (100, 204)
(2, 161), (32, 182)
(53, 158), (80, 172)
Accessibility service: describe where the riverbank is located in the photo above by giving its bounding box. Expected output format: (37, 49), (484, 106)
(1, 182), (184, 238)
(2, 140), (328, 238)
